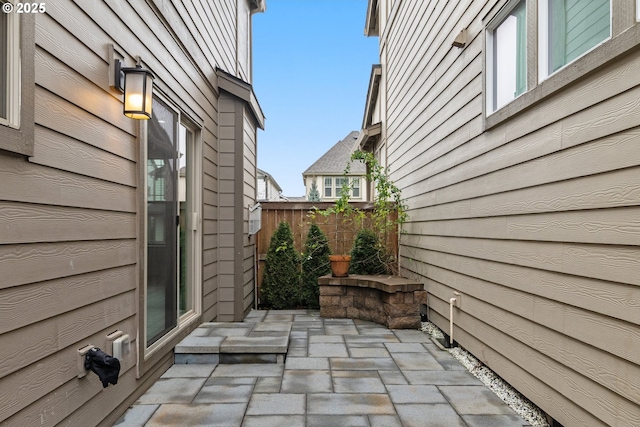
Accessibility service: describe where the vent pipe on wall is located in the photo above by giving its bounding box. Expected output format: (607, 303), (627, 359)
(449, 291), (461, 346)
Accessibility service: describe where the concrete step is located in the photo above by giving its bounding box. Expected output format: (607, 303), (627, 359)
(174, 320), (291, 364)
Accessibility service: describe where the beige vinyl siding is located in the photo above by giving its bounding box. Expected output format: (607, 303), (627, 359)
(0, 0), (257, 424)
(383, 1), (640, 426)
(243, 112), (257, 314)
(217, 95), (237, 321)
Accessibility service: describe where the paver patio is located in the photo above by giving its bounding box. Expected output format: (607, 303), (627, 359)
(114, 310), (530, 426)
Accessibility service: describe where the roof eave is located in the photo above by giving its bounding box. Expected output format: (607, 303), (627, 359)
(250, 0), (266, 14)
(362, 64), (382, 129)
(216, 68), (265, 129)
(364, 0), (379, 36)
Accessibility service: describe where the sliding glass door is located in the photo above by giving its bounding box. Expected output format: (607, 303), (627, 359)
(146, 96), (179, 345)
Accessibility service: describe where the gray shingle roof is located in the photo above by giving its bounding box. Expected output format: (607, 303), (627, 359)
(303, 131), (366, 175)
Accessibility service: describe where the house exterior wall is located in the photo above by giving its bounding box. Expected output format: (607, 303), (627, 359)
(374, 1), (640, 426)
(257, 173), (282, 201)
(242, 108), (258, 316)
(303, 174), (367, 201)
(0, 1), (262, 425)
(218, 95), (259, 321)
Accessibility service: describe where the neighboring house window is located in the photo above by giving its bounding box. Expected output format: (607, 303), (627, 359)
(352, 178), (361, 198)
(335, 177), (348, 197)
(0, 6), (34, 156)
(324, 177), (332, 197)
(486, 0), (527, 113)
(538, 0), (610, 81)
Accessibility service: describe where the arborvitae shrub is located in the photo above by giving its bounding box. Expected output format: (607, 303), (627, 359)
(349, 228), (387, 275)
(300, 223), (331, 308)
(261, 221), (300, 309)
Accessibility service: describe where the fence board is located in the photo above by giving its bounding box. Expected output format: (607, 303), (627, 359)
(256, 202), (398, 294)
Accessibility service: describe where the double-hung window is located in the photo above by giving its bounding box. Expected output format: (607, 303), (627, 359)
(324, 177), (332, 197)
(352, 178), (361, 198)
(539, 0), (611, 81)
(486, 0), (527, 113)
(335, 177), (348, 197)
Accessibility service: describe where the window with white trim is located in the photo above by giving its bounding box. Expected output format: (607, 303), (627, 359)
(324, 177), (332, 197)
(538, 0), (611, 81)
(486, 0), (527, 113)
(335, 177), (348, 197)
(352, 178), (361, 198)
(0, 1), (19, 128)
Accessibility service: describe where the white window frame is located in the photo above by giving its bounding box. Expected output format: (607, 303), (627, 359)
(335, 176), (348, 197)
(485, 0), (527, 115)
(324, 177), (333, 198)
(538, 0), (612, 83)
(0, 2), (20, 129)
(352, 178), (361, 199)
(637, 0), (640, 21)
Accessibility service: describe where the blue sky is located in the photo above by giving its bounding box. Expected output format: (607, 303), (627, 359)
(252, 0), (379, 197)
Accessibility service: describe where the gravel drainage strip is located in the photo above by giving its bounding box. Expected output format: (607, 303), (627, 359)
(421, 321), (550, 427)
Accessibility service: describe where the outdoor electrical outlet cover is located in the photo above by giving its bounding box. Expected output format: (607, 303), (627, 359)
(106, 330), (124, 356)
(113, 334), (131, 360)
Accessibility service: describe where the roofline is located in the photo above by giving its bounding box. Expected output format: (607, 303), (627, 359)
(216, 68), (265, 129)
(257, 168), (282, 192)
(358, 122), (381, 151)
(362, 64), (382, 129)
(365, 0), (379, 36)
(250, 0), (266, 14)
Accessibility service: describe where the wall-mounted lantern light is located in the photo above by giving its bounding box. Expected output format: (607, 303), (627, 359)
(114, 59), (154, 120)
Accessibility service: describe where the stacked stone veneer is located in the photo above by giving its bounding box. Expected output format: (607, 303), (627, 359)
(318, 274), (427, 329)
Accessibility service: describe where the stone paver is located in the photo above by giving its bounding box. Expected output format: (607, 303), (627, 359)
(386, 385), (448, 404)
(307, 393), (396, 415)
(281, 369), (332, 393)
(135, 378), (206, 404)
(116, 310), (529, 427)
(332, 370), (387, 393)
(439, 385), (519, 415)
(144, 403), (245, 427)
(395, 403), (467, 427)
(307, 415), (370, 426)
(391, 352), (444, 371)
(112, 404), (158, 427)
(246, 393), (305, 415)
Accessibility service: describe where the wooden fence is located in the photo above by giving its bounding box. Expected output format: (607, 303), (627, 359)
(255, 201), (398, 296)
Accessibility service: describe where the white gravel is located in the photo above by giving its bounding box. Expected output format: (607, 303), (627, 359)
(421, 321), (550, 427)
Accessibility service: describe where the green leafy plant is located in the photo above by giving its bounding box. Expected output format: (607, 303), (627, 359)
(300, 223), (331, 308)
(349, 228), (387, 275)
(310, 149), (408, 274)
(261, 221), (301, 309)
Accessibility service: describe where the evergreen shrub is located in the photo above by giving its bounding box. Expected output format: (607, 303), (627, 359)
(300, 223), (331, 308)
(261, 221), (300, 309)
(349, 228), (388, 275)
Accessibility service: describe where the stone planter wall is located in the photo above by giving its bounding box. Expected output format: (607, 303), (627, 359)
(318, 275), (427, 329)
